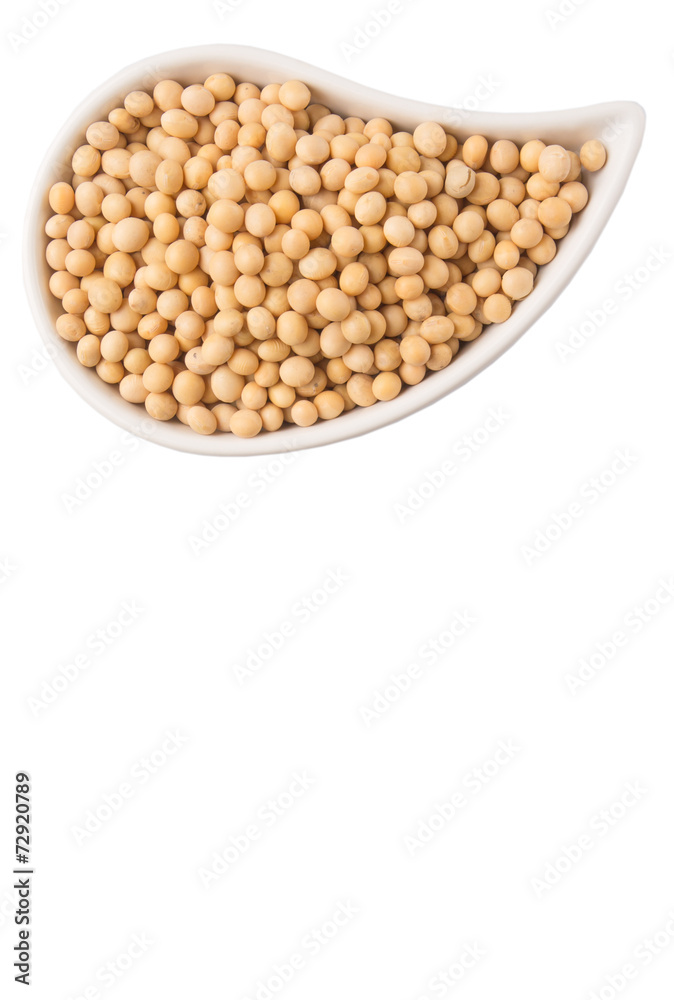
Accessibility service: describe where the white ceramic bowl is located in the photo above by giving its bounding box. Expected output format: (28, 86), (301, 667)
(25, 45), (645, 457)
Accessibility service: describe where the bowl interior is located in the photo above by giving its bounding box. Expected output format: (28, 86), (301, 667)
(24, 45), (646, 457)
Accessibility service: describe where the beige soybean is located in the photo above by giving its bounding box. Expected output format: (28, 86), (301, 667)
(372, 371), (402, 400)
(229, 409), (263, 438)
(88, 277), (123, 313)
(559, 181), (589, 213)
(445, 160), (475, 198)
(501, 267), (534, 300)
(538, 145), (571, 183)
(413, 122), (447, 158)
(113, 218), (149, 253)
(482, 293), (512, 324)
(77, 334), (102, 367)
(580, 139), (607, 172)
(49, 182), (76, 214)
(511, 218), (544, 249)
(280, 356), (315, 387)
(314, 390), (345, 419)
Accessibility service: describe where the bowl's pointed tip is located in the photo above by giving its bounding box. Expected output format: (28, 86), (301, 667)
(616, 99), (647, 127)
(629, 100), (647, 134)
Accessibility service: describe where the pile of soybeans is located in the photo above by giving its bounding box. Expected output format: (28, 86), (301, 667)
(44, 73), (607, 437)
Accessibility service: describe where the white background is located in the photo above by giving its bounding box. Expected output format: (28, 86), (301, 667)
(1, 0), (673, 998)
